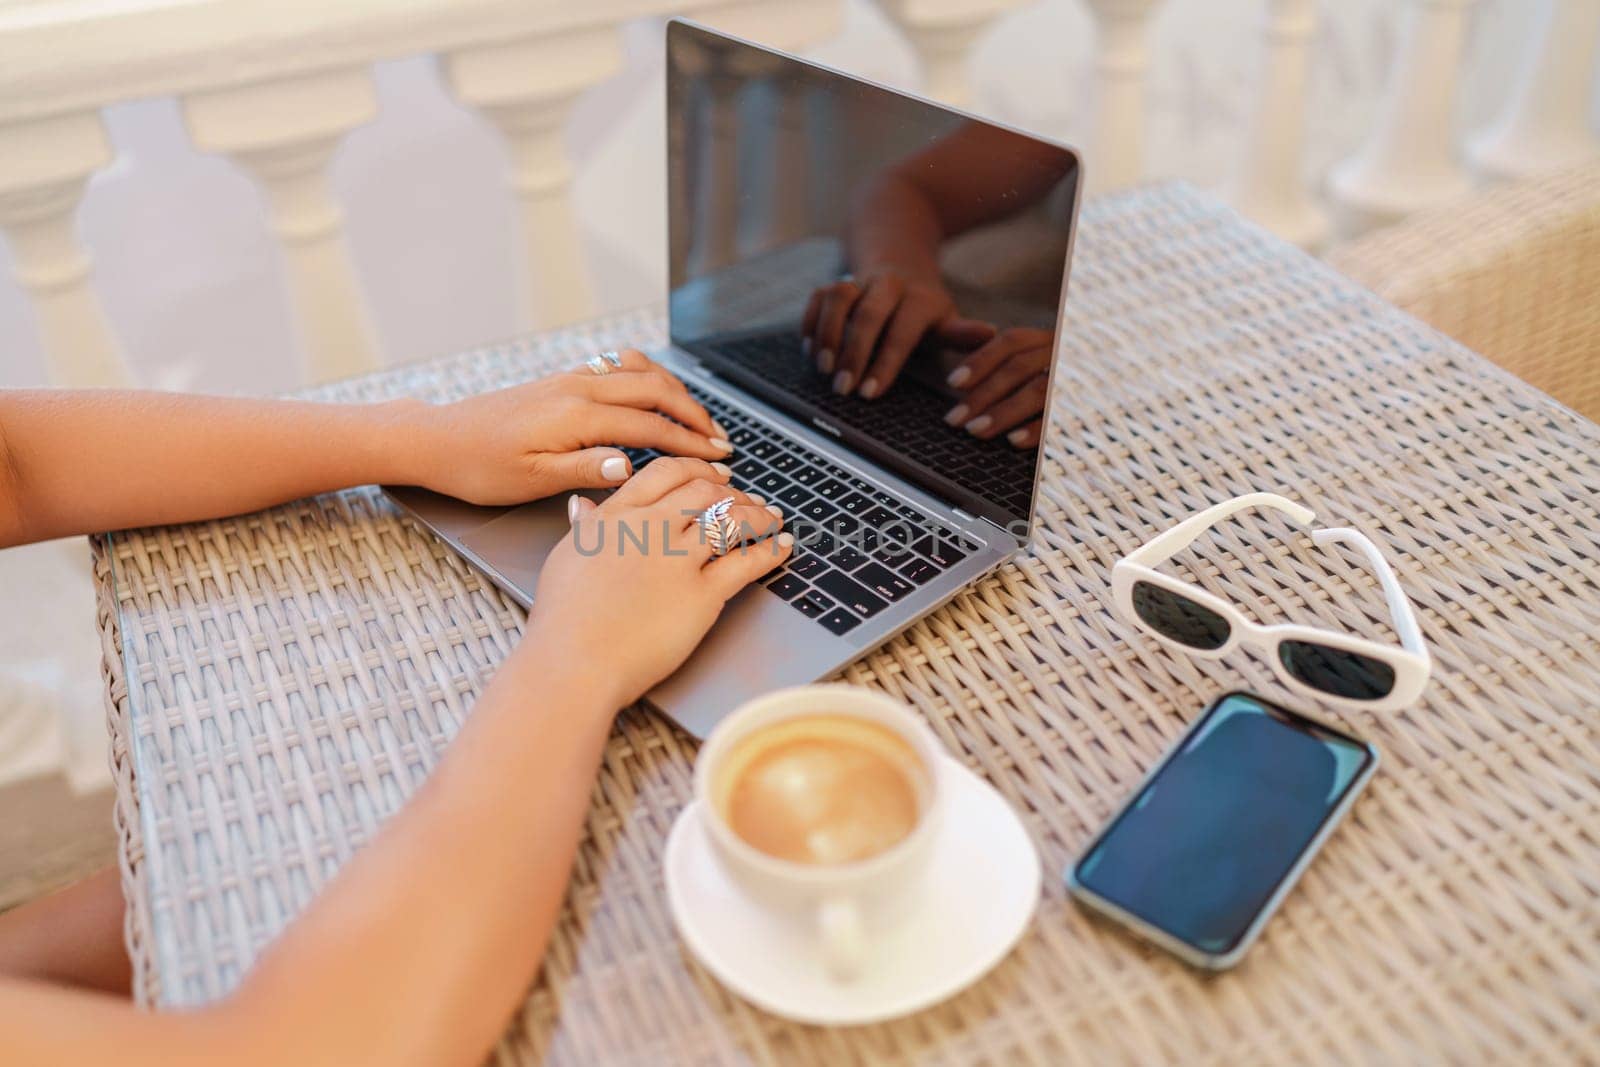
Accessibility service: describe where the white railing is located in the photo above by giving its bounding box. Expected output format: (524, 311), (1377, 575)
(0, 0), (845, 388)
(1, 0), (1596, 392)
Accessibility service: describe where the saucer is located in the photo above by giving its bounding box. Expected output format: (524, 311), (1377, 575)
(664, 755), (1040, 1026)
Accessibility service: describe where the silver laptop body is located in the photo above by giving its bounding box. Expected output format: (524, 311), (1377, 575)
(388, 19), (1082, 738)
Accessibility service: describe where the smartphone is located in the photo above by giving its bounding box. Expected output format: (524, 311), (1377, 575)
(1066, 690), (1379, 970)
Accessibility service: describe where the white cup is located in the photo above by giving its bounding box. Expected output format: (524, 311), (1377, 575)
(693, 683), (946, 981)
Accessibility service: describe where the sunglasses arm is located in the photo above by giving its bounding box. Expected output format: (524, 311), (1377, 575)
(1312, 527), (1430, 662)
(1125, 492), (1316, 569)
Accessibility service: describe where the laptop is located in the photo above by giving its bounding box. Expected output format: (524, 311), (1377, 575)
(388, 19), (1082, 738)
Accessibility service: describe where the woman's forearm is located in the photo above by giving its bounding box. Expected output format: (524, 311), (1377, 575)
(2, 630), (620, 1066)
(0, 390), (428, 548)
(230, 625), (620, 1066)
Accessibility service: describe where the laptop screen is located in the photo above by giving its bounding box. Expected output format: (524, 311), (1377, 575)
(666, 20), (1079, 535)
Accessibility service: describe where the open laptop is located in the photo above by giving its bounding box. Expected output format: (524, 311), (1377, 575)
(388, 19), (1081, 737)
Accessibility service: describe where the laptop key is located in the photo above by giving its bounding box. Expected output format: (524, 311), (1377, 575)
(749, 440), (779, 459)
(814, 571), (888, 618)
(770, 452), (801, 472)
(799, 499), (837, 523)
(792, 591), (833, 618)
(814, 478), (847, 498)
(912, 534), (964, 569)
(856, 562), (913, 602)
(791, 464), (824, 485)
(833, 545), (868, 572)
(837, 492), (873, 514)
(732, 458), (766, 481)
(777, 484), (812, 508)
(790, 553), (828, 579)
(767, 574), (808, 601)
(899, 557), (939, 585)
(754, 471), (788, 495)
(818, 607), (862, 635)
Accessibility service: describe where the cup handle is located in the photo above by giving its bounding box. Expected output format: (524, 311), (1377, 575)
(818, 894), (865, 981)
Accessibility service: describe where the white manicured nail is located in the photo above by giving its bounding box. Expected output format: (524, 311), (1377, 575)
(710, 419), (728, 439)
(817, 348), (835, 374)
(748, 492), (766, 505)
(964, 414), (993, 434)
(832, 370), (854, 395)
(944, 404), (970, 427)
(1007, 428), (1031, 447)
(566, 495), (581, 522)
(947, 366), (971, 387)
(859, 377), (879, 399)
(710, 437), (732, 453)
(601, 456), (629, 481)
(711, 461), (732, 478)
(765, 504), (783, 519)
(778, 532), (795, 548)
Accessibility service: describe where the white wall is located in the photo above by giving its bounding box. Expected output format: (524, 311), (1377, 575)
(0, 0), (1587, 788)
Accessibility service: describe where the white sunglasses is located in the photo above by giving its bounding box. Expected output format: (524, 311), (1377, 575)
(1112, 492), (1432, 712)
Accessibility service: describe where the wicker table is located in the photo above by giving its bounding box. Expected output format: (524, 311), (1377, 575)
(93, 184), (1600, 1064)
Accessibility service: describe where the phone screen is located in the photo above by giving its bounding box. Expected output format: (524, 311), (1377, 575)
(1070, 691), (1377, 964)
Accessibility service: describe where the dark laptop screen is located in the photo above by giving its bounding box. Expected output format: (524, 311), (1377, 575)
(666, 20), (1079, 534)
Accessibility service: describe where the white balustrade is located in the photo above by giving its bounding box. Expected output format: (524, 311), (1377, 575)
(1327, 0), (1478, 237)
(876, 0), (1027, 106)
(184, 68), (383, 382)
(1468, 0), (1600, 180)
(1082, 0), (1165, 195)
(0, 112), (128, 387)
(1231, 0), (1327, 249)
(445, 26), (622, 332)
(0, 0), (844, 386)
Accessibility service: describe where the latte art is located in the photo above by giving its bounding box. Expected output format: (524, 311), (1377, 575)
(714, 715), (927, 865)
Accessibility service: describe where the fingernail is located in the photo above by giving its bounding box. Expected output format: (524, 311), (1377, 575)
(817, 348), (835, 374)
(1007, 428), (1031, 447)
(833, 370), (854, 395)
(778, 532), (795, 548)
(711, 419), (729, 439)
(947, 366), (971, 387)
(859, 377), (879, 399)
(601, 457), (629, 481)
(748, 492), (766, 505)
(944, 403), (970, 427)
(566, 494), (581, 522)
(765, 504), (783, 519)
(710, 437), (732, 453)
(711, 461), (732, 478)
(965, 415), (993, 434)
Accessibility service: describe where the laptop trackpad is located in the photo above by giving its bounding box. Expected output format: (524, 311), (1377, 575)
(457, 497), (574, 595)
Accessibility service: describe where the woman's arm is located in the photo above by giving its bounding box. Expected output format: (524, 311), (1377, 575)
(0, 350), (731, 549)
(2, 457), (789, 1066)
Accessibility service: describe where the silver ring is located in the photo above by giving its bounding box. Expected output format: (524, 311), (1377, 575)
(699, 496), (739, 557)
(584, 351), (624, 376)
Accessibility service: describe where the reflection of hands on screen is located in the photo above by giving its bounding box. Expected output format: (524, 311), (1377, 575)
(944, 326), (1054, 449)
(799, 271), (995, 399)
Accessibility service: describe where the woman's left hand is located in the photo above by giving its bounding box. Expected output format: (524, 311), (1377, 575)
(409, 349), (733, 505)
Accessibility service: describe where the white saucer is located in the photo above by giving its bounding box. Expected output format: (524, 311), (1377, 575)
(664, 756), (1041, 1026)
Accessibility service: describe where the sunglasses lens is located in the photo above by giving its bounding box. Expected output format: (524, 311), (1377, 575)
(1279, 640), (1397, 701)
(1131, 580), (1232, 651)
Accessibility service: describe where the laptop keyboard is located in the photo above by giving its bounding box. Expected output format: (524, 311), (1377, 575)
(709, 332), (1037, 517)
(622, 384), (980, 635)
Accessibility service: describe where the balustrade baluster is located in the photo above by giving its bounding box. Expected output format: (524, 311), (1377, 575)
(1082, 0), (1164, 195)
(877, 0), (1024, 106)
(1231, 0), (1327, 249)
(1328, 0), (1477, 237)
(184, 67), (382, 382)
(1468, 0), (1600, 180)
(0, 111), (128, 387)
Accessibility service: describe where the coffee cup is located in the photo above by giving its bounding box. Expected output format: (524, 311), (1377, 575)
(693, 683), (946, 981)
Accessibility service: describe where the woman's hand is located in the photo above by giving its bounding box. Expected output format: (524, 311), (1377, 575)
(526, 457), (793, 709)
(800, 273), (994, 399)
(411, 349), (734, 506)
(943, 326), (1054, 449)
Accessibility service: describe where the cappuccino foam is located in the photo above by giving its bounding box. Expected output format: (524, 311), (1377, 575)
(713, 715), (927, 865)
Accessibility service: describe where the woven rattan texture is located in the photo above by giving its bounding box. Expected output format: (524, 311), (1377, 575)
(1327, 161), (1600, 422)
(94, 184), (1600, 1065)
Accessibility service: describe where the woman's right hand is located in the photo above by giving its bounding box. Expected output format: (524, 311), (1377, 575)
(525, 458), (793, 710)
